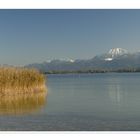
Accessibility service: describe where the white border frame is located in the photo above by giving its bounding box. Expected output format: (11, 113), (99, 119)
(0, 0), (140, 9)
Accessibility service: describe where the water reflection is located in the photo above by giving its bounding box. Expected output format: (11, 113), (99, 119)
(108, 84), (121, 105)
(107, 78), (125, 108)
(0, 92), (47, 115)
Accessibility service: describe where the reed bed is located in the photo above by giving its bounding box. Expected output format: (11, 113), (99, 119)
(0, 67), (46, 95)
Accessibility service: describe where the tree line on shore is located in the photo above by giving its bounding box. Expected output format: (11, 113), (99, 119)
(44, 67), (140, 74)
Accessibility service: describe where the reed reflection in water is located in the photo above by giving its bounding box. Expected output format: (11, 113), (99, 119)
(0, 92), (47, 115)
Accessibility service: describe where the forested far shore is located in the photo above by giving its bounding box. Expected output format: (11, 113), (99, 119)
(43, 68), (140, 74)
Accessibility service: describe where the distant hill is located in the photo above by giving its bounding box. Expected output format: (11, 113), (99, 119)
(25, 48), (140, 73)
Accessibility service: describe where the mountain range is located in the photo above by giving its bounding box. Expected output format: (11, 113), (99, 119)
(26, 48), (140, 73)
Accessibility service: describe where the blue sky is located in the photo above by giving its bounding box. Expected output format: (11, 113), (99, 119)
(0, 9), (140, 65)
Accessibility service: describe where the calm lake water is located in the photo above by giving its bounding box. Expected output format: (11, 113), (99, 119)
(1, 73), (140, 130)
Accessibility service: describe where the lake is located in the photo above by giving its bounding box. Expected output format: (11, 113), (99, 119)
(1, 73), (140, 131)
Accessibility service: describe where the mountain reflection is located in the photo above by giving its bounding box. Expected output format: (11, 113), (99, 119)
(108, 84), (122, 105)
(107, 78), (126, 108)
(0, 92), (47, 115)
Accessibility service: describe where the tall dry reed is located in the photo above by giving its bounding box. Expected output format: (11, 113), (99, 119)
(0, 67), (46, 95)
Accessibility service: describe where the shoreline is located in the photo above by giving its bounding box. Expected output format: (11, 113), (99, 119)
(44, 71), (140, 75)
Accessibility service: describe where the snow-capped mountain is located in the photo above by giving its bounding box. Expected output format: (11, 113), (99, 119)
(108, 48), (128, 57)
(43, 59), (75, 64)
(101, 48), (129, 61)
(25, 48), (140, 72)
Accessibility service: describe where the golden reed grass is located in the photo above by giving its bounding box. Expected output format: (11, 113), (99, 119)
(0, 67), (46, 95)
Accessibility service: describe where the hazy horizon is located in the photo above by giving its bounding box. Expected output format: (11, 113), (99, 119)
(1, 9), (140, 66)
